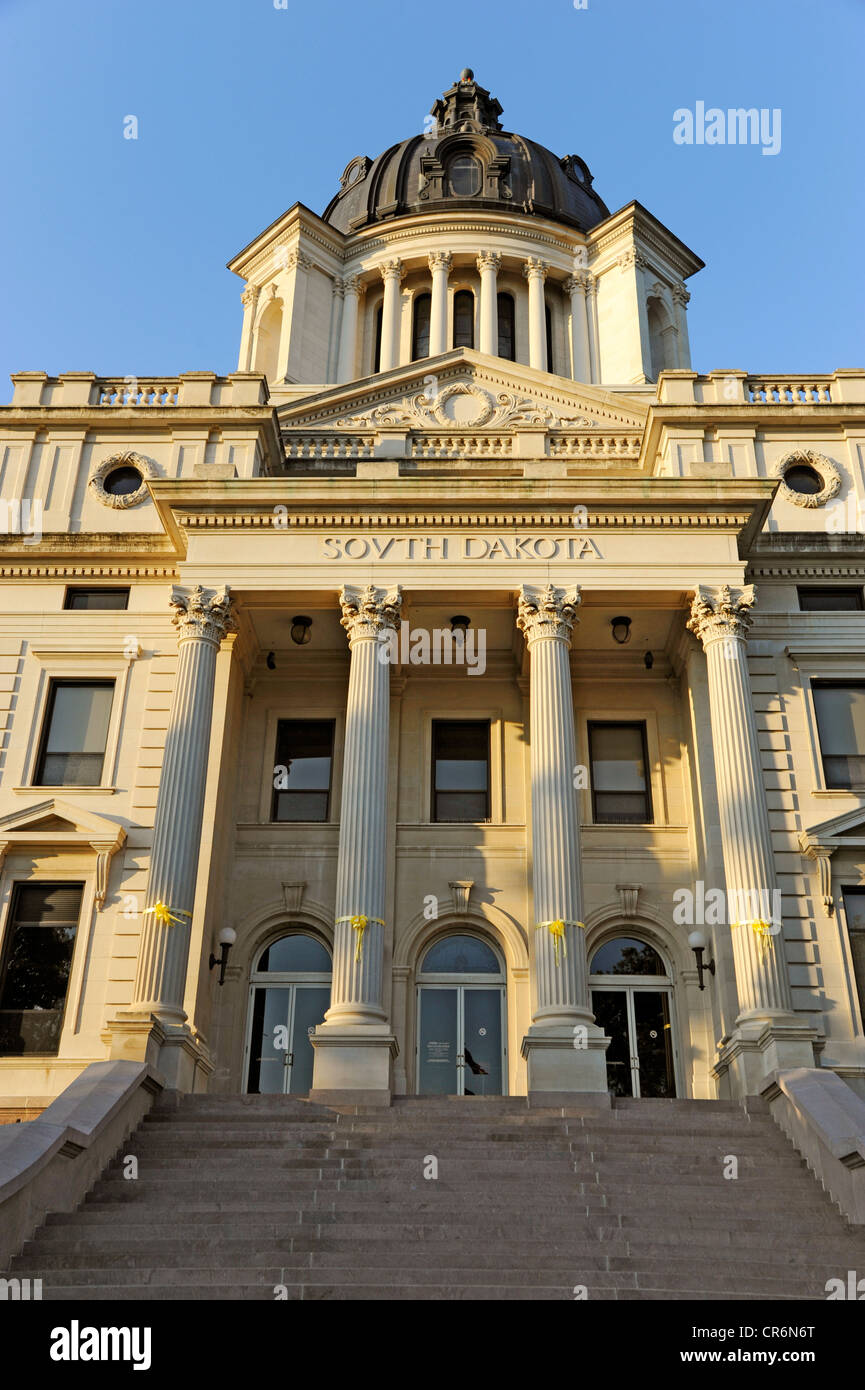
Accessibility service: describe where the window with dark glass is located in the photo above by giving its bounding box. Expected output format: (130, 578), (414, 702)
(0, 883), (83, 1055)
(373, 303), (383, 373)
(841, 888), (865, 1028)
(272, 719), (334, 821)
(447, 155), (481, 197)
(813, 683), (865, 789)
(497, 293), (515, 361)
(432, 720), (490, 822)
(545, 303), (554, 373)
(412, 292), (431, 360)
(34, 680), (114, 786)
(453, 290), (475, 349)
(798, 587), (864, 612)
(588, 721), (652, 824)
(64, 587), (130, 611)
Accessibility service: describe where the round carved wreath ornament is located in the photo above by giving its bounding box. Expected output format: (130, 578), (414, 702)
(89, 452), (158, 509)
(772, 450), (841, 509)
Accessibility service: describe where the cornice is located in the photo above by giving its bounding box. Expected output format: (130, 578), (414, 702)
(343, 213), (582, 264)
(0, 563), (179, 580)
(172, 507), (755, 531)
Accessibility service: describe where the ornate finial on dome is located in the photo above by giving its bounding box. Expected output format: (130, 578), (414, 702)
(430, 71), (502, 134)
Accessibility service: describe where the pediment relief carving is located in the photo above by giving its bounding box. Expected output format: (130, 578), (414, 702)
(337, 381), (601, 431)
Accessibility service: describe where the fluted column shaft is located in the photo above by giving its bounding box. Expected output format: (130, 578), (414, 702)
(428, 252), (452, 356)
(476, 252), (501, 355)
(326, 584), (402, 1025)
(524, 258), (548, 370)
(688, 584), (794, 1018)
(336, 277), (363, 382)
(132, 585), (233, 1021)
(518, 584), (591, 1026)
(565, 274), (592, 383)
(379, 260), (403, 371)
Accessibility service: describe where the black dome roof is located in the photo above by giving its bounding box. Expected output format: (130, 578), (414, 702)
(323, 70), (610, 235)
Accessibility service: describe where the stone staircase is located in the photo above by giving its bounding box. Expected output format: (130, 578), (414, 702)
(9, 1093), (865, 1300)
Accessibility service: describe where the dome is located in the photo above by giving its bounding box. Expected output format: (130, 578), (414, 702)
(323, 71), (610, 235)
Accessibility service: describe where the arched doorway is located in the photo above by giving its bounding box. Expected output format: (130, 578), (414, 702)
(589, 936), (678, 1097)
(416, 933), (506, 1095)
(244, 931), (331, 1095)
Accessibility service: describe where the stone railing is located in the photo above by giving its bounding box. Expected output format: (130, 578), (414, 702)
(411, 434), (513, 459)
(7, 371), (269, 409)
(663, 369), (865, 407)
(284, 433), (377, 461)
(746, 377), (832, 405)
(548, 432), (643, 459)
(96, 378), (179, 407)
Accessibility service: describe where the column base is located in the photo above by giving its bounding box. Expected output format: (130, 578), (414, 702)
(309, 1024), (398, 1106)
(521, 1023), (610, 1098)
(714, 1017), (820, 1097)
(101, 1011), (213, 1092)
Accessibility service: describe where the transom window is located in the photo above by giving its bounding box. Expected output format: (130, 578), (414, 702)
(590, 937), (667, 976)
(35, 680), (114, 786)
(432, 719), (490, 822)
(447, 155), (482, 197)
(272, 719), (335, 821)
(255, 933), (331, 974)
(798, 587), (864, 612)
(588, 721), (652, 824)
(420, 934), (502, 977)
(0, 883), (84, 1055)
(813, 683), (865, 789)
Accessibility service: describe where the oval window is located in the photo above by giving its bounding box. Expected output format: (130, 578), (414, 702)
(448, 155), (482, 197)
(103, 465), (143, 497)
(783, 464), (823, 496)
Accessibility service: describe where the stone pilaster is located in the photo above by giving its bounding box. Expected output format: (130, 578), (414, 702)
(310, 583), (402, 1103)
(131, 585), (235, 1025)
(687, 584), (817, 1091)
(517, 583), (609, 1102)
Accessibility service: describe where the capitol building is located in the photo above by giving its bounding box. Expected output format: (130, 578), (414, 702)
(2, 68), (865, 1120)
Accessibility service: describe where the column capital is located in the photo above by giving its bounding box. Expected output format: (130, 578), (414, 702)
(687, 583), (756, 646)
(671, 282), (691, 307)
(565, 272), (595, 297)
(476, 250), (502, 273)
(341, 275), (366, 298)
(523, 257), (549, 282)
(169, 585), (235, 645)
(379, 259), (404, 285)
(339, 583), (403, 642)
(240, 283), (259, 310)
(517, 583), (581, 643)
(428, 251), (453, 274)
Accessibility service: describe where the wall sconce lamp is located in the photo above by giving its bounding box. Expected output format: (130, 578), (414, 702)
(209, 926), (237, 986)
(610, 615), (632, 645)
(290, 615), (313, 646)
(450, 615), (471, 635)
(688, 929), (716, 991)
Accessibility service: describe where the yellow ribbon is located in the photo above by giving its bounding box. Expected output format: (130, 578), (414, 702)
(534, 919), (586, 967)
(336, 914), (385, 962)
(733, 919), (776, 954)
(143, 901), (192, 927)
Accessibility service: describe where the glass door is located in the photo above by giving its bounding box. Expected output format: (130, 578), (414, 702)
(417, 985), (505, 1095)
(246, 984), (330, 1094)
(591, 986), (676, 1098)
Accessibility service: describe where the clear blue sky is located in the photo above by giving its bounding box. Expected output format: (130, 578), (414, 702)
(1, 0), (862, 398)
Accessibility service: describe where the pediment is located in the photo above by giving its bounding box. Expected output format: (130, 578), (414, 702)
(278, 348), (648, 435)
(800, 805), (865, 849)
(0, 798), (126, 846)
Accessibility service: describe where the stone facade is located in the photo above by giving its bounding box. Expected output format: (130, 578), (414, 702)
(1, 72), (865, 1113)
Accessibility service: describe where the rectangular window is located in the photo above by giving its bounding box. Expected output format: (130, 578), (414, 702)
(271, 719), (334, 822)
(589, 721), (652, 824)
(813, 683), (865, 789)
(432, 720), (490, 822)
(841, 888), (865, 1029)
(0, 883), (83, 1055)
(798, 587), (864, 612)
(64, 587), (130, 610)
(34, 680), (114, 786)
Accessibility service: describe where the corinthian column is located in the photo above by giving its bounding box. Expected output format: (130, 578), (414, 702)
(311, 583), (402, 1102)
(517, 583), (609, 1101)
(524, 258), (549, 370)
(565, 274), (592, 383)
(132, 585), (234, 1023)
(428, 251), (452, 356)
(476, 251), (501, 355)
(336, 276), (364, 382)
(687, 583), (816, 1090)
(379, 260), (404, 371)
